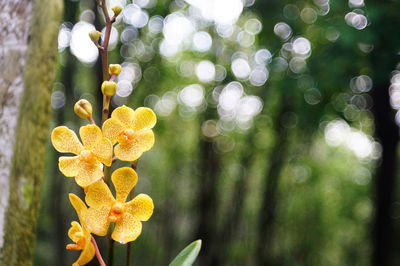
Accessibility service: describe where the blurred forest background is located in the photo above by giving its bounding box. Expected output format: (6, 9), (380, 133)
(32, 0), (400, 265)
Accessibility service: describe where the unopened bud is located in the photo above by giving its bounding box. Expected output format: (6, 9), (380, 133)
(74, 99), (93, 119)
(89, 31), (102, 43)
(109, 64), (122, 76)
(112, 6), (122, 17)
(101, 81), (117, 96)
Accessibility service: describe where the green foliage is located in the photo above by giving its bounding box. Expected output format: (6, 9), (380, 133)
(169, 240), (202, 266)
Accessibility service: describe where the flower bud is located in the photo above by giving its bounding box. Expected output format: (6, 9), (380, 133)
(109, 64), (122, 76)
(112, 6), (122, 17)
(89, 30), (102, 43)
(101, 81), (117, 96)
(74, 99), (93, 119)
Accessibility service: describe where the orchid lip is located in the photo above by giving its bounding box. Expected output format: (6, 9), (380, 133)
(109, 202), (125, 222)
(79, 149), (96, 163)
(118, 128), (136, 144)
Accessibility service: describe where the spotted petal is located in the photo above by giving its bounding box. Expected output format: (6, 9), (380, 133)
(102, 118), (125, 145)
(111, 167), (138, 202)
(92, 137), (113, 167)
(114, 142), (143, 162)
(51, 126), (83, 154)
(126, 194), (154, 221)
(112, 105), (134, 127)
(75, 163), (103, 188)
(136, 129), (155, 152)
(85, 206), (111, 236)
(68, 221), (83, 243)
(80, 125), (102, 150)
(112, 212), (142, 243)
(132, 107), (157, 132)
(69, 193), (87, 225)
(85, 181), (114, 208)
(74, 233), (95, 266)
(59, 156), (80, 177)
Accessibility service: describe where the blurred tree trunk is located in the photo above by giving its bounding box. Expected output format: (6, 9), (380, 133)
(371, 82), (398, 266)
(255, 94), (292, 265)
(0, 0), (62, 264)
(369, 2), (400, 265)
(195, 110), (221, 266)
(215, 132), (255, 265)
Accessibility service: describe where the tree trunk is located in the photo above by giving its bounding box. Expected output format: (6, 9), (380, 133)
(368, 2), (400, 265)
(255, 96), (291, 265)
(371, 82), (398, 266)
(195, 110), (221, 266)
(0, 0), (63, 264)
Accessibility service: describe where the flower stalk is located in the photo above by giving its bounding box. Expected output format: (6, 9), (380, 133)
(96, 0), (117, 264)
(99, 0), (114, 126)
(92, 236), (106, 266)
(88, 117), (95, 125)
(108, 228), (115, 266)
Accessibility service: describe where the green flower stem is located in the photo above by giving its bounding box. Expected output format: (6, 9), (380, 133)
(126, 186), (135, 266)
(107, 225), (115, 266)
(104, 165), (111, 185)
(104, 163), (113, 266)
(126, 160), (138, 266)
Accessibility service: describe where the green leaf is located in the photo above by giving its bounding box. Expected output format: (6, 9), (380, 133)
(168, 239), (202, 266)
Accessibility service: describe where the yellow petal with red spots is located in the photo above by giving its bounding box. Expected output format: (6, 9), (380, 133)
(68, 221), (83, 243)
(75, 163), (103, 188)
(111, 167), (138, 202)
(85, 181), (114, 208)
(85, 206), (111, 236)
(114, 142), (143, 162)
(126, 194), (154, 221)
(111, 105), (135, 127)
(75, 235), (95, 266)
(135, 129), (155, 152)
(51, 126), (83, 154)
(111, 212), (142, 244)
(92, 137), (113, 167)
(132, 107), (157, 132)
(79, 125), (102, 150)
(59, 156), (80, 177)
(102, 118), (125, 145)
(69, 193), (88, 225)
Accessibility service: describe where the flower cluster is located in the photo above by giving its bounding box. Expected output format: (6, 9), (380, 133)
(52, 100), (156, 264)
(51, 2), (159, 264)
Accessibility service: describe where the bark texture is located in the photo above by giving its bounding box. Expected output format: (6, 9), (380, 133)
(0, 0), (63, 264)
(0, 0), (33, 250)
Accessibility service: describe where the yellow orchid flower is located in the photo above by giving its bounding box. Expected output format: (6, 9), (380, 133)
(84, 167), (154, 244)
(51, 125), (113, 187)
(102, 105), (156, 162)
(67, 194), (95, 266)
